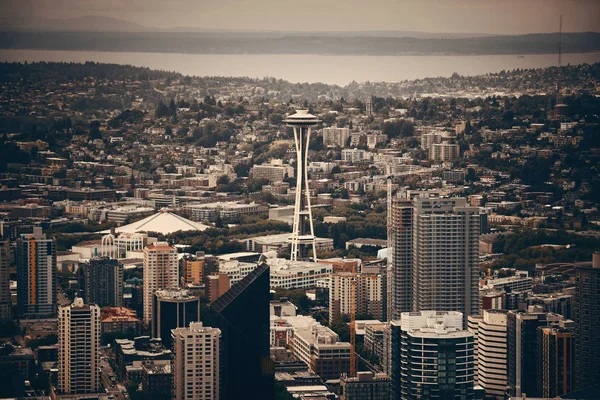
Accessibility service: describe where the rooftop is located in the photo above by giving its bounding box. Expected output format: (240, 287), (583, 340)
(100, 210), (210, 235)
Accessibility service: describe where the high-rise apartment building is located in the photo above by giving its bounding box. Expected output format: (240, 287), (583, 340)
(183, 256), (205, 285)
(322, 127), (350, 147)
(389, 194), (480, 322)
(468, 310), (508, 399)
(152, 288), (200, 348)
(16, 227), (57, 318)
(329, 272), (385, 325)
(210, 261), (274, 400)
(420, 132), (443, 150)
(143, 242), (178, 324)
(573, 252), (600, 390)
(412, 196), (480, 322)
(389, 198), (413, 320)
(538, 325), (574, 398)
(78, 256), (123, 307)
(430, 143), (459, 161)
(0, 240), (11, 319)
(172, 322), (221, 400)
(506, 306), (563, 398)
(390, 311), (475, 400)
(58, 297), (101, 394)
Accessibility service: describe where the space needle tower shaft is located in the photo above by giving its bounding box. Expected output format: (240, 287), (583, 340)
(285, 109), (320, 262)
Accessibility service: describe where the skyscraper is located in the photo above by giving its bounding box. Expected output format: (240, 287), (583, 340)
(285, 110), (320, 261)
(172, 322), (221, 400)
(507, 306), (563, 398)
(389, 193), (480, 322)
(412, 195), (480, 323)
(329, 272), (385, 325)
(390, 311), (475, 400)
(78, 256), (123, 307)
(538, 325), (574, 398)
(0, 239), (11, 320)
(58, 297), (101, 394)
(389, 197), (413, 320)
(210, 261), (274, 400)
(573, 252), (600, 390)
(16, 227), (57, 318)
(468, 310), (508, 400)
(152, 288), (200, 348)
(143, 242), (178, 325)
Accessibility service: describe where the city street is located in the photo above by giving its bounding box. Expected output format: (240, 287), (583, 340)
(100, 355), (126, 400)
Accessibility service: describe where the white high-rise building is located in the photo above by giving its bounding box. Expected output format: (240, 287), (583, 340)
(390, 311), (475, 400)
(322, 127), (350, 147)
(412, 195), (480, 323)
(420, 132), (443, 150)
(143, 242), (179, 324)
(285, 110), (320, 261)
(58, 298), (101, 394)
(329, 272), (385, 325)
(430, 143), (459, 161)
(172, 322), (221, 400)
(468, 310), (508, 400)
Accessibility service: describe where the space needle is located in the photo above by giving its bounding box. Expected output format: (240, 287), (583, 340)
(284, 109), (320, 262)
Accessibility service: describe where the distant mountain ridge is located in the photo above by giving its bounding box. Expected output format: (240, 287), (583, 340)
(0, 15), (542, 39)
(0, 15), (148, 32)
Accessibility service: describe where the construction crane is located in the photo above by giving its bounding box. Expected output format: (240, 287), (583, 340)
(349, 273), (379, 377)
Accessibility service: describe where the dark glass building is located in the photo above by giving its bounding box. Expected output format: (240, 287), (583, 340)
(574, 253), (600, 390)
(78, 256), (123, 307)
(151, 289), (200, 349)
(507, 307), (562, 398)
(210, 261), (274, 400)
(537, 325), (574, 398)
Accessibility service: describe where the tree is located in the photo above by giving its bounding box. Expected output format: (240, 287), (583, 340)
(155, 100), (170, 118)
(401, 121), (415, 137)
(89, 120), (101, 139)
(30, 146), (38, 160)
(246, 178), (269, 193)
(466, 168), (478, 182)
(234, 162), (251, 177)
(168, 99), (177, 117)
(269, 113), (284, 125)
(217, 175), (230, 185)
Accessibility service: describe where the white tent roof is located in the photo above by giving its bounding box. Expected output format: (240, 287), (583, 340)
(100, 211), (210, 235)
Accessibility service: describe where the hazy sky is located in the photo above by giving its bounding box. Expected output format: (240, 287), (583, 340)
(2, 0), (600, 33)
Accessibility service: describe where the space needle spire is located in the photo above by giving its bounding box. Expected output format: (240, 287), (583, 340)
(285, 109), (320, 262)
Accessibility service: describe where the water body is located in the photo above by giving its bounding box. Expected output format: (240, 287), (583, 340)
(1, 49), (599, 85)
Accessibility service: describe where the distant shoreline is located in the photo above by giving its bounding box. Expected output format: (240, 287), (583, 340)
(2, 49), (598, 86)
(1, 31), (599, 57)
(2, 47), (600, 58)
